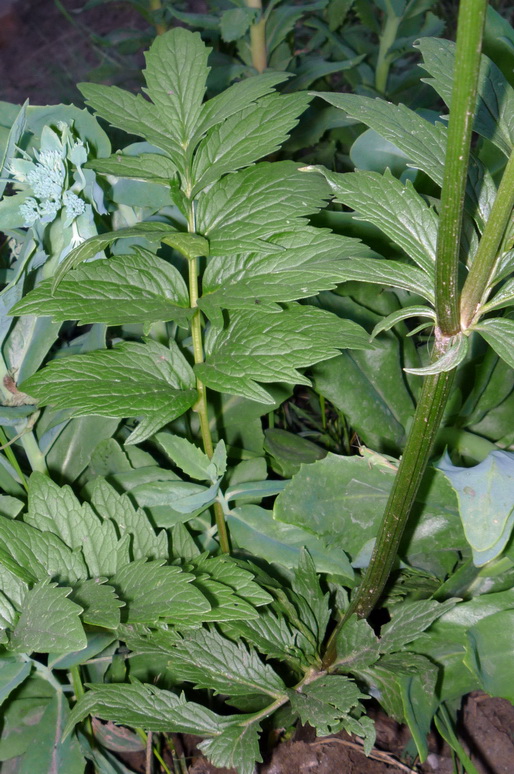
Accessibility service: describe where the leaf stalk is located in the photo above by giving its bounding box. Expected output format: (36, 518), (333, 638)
(245, 0), (267, 73)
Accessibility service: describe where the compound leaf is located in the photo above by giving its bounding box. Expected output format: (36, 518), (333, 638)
(21, 340), (197, 445)
(14, 249), (192, 327)
(197, 304), (369, 403)
(168, 628), (286, 698)
(288, 675), (367, 736)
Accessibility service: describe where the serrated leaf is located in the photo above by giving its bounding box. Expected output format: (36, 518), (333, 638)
(52, 222), (177, 288)
(311, 166), (438, 277)
(335, 615), (380, 671)
(195, 161), (330, 256)
(288, 675), (367, 736)
(13, 248), (192, 327)
(197, 304), (370, 403)
(161, 233), (209, 260)
(143, 28), (210, 151)
(70, 580), (124, 629)
(181, 575), (259, 624)
(199, 722), (262, 774)
(79, 81), (182, 162)
(112, 559), (209, 625)
(292, 550), (331, 647)
(222, 610), (305, 666)
(379, 599), (458, 654)
(191, 93), (310, 195)
(64, 682), (230, 739)
(168, 628), (286, 698)
(0, 516), (87, 585)
(21, 340), (197, 445)
(90, 478), (168, 562)
(194, 555), (272, 608)
(9, 581), (87, 653)
(200, 227), (372, 319)
(437, 450), (514, 566)
(87, 152), (177, 183)
(193, 71), (290, 142)
(25, 473), (119, 577)
(154, 433), (214, 481)
(474, 318), (514, 370)
(417, 37), (514, 157)
(404, 333), (469, 375)
(371, 305), (436, 339)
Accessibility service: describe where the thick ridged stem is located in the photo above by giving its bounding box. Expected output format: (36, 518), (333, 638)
(245, 0), (267, 72)
(435, 0), (487, 335)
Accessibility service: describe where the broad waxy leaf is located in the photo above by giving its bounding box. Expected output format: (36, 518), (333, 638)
(64, 682), (231, 738)
(191, 92), (310, 195)
(25, 473), (119, 577)
(198, 304), (370, 403)
(0, 657), (31, 706)
(474, 318), (514, 370)
(199, 722), (262, 774)
(9, 581), (87, 653)
(13, 248), (192, 327)
(311, 166), (438, 277)
(417, 37), (514, 157)
(52, 222), (178, 289)
(21, 340), (197, 445)
(195, 161), (330, 256)
(465, 609), (514, 702)
(168, 628), (286, 698)
(111, 559), (210, 625)
(288, 675), (367, 736)
(437, 450), (514, 566)
(87, 152), (177, 183)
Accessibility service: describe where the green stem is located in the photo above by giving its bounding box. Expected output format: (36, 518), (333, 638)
(186, 206), (231, 554)
(322, 366), (454, 669)
(375, 4), (401, 94)
(460, 148), (514, 328)
(435, 0), (487, 335)
(245, 0), (267, 73)
(135, 729), (173, 774)
(0, 427), (28, 491)
(149, 0), (167, 35)
(19, 431), (48, 476)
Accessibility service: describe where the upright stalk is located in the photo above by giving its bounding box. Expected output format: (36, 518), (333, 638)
(149, 0), (167, 36)
(323, 0), (488, 668)
(375, 3), (401, 94)
(460, 148), (514, 328)
(435, 0), (487, 335)
(245, 0), (267, 73)
(186, 203), (230, 554)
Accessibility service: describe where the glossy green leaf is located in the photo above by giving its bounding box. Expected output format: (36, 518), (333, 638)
(69, 581), (124, 630)
(417, 37), (514, 157)
(87, 152), (177, 183)
(199, 722), (262, 774)
(52, 222), (177, 288)
(169, 628), (285, 698)
(372, 306), (436, 338)
(191, 93), (310, 195)
(9, 581), (87, 654)
(111, 559), (209, 625)
(474, 318), (514, 370)
(465, 609), (514, 701)
(22, 340), (197, 445)
(195, 161), (330, 256)
(13, 249), (191, 327)
(0, 658), (31, 707)
(154, 433), (221, 482)
(379, 599), (458, 654)
(25, 474), (119, 577)
(438, 450), (514, 566)
(311, 166), (438, 277)
(481, 278), (514, 313)
(63, 682), (232, 738)
(198, 304), (370, 403)
(288, 675), (367, 736)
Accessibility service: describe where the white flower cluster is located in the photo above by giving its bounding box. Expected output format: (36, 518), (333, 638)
(13, 125), (87, 228)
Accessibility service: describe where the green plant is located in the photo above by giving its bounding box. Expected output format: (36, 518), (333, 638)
(1, 1), (514, 772)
